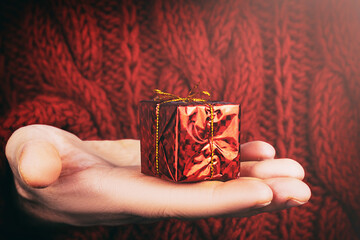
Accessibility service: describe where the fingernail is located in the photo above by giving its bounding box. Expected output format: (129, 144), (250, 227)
(254, 201), (271, 208)
(286, 199), (307, 208)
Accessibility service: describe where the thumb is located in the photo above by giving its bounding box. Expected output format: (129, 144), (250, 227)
(18, 141), (62, 188)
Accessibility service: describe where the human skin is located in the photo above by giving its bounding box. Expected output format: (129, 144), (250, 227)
(5, 124), (311, 226)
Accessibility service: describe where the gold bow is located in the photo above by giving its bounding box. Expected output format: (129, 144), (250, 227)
(153, 84), (211, 103)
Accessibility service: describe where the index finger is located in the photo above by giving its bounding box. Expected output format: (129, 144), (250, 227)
(240, 141), (276, 161)
(86, 168), (273, 219)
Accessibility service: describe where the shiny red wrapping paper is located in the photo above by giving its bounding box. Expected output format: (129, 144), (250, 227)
(139, 100), (241, 182)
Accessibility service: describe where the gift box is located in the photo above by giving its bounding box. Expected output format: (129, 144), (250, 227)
(139, 99), (241, 182)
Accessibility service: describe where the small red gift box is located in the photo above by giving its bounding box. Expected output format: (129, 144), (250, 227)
(139, 100), (241, 182)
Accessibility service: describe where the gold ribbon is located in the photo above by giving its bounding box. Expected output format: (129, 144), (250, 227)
(154, 84), (211, 103)
(153, 86), (215, 178)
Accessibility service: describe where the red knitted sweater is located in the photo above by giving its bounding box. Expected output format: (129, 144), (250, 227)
(0, 0), (359, 239)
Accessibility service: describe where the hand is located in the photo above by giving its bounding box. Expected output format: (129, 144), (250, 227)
(5, 124), (311, 226)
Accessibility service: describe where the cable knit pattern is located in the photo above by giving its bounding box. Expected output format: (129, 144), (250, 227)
(0, 0), (359, 239)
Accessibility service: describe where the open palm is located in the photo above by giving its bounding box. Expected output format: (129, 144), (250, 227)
(5, 125), (310, 226)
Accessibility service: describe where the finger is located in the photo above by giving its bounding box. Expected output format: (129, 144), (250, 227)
(240, 158), (305, 180)
(240, 141), (276, 161)
(83, 139), (141, 167)
(18, 141), (62, 188)
(224, 177), (311, 218)
(93, 169), (273, 219)
(6, 125), (63, 188)
(261, 177), (311, 211)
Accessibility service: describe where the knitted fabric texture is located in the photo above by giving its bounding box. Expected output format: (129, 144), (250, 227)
(0, 0), (359, 239)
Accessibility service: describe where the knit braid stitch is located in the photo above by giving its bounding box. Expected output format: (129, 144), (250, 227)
(310, 0), (360, 234)
(27, 1), (117, 138)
